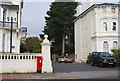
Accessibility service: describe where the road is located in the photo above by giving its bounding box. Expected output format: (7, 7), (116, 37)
(2, 79), (120, 81)
(53, 63), (118, 72)
(53, 63), (119, 79)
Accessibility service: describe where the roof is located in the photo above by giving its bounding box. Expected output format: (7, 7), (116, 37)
(73, 3), (119, 22)
(0, 2), (18, 6)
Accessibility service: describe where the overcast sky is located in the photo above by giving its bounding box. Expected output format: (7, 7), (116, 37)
(21, 0), (119, 37)
(22, 2), (51, 37)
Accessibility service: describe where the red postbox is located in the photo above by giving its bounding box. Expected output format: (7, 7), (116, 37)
(37, 56), (42, 73)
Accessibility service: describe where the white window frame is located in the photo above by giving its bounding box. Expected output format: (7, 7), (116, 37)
(103, 40), (109, 52)
(102, 7), (107, 13)
(111, 7), (116, 13)
(103, 21), (108, 32)
(113, 40), (118, 49)
(112, 21), (117, 31)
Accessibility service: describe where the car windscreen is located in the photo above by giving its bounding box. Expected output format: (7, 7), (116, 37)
(99, 52), (111, 57)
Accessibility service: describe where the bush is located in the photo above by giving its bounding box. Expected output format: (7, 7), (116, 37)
(111, 49), (120, 66)
(86, 55), (91, 64)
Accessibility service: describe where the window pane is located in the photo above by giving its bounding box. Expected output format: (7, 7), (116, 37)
(103, 22), (107, 31)
(102, 7), (107, 13)
(113, 41), (117, 49)
(103, 41), (109, 52)
(112, 22), (116, 31)
(111, 8), (116, 13)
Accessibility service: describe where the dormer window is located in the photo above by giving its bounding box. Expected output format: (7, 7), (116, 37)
(111, 7), (116, 13)
(102, 7), (107, 13)
(112, 22), (116, 31)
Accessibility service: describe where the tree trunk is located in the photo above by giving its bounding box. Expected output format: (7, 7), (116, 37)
(61, 35), (65, 56)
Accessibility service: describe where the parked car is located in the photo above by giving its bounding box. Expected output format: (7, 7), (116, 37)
(58, 56), (73, 63)
(89, 52), (116, 67)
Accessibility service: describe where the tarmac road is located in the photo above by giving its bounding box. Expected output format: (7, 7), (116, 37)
(53, 63), (119, 79)
(2, 79), (120, 81)
(53, 63), (118, 72)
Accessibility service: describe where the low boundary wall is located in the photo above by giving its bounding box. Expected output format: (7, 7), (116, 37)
(0, 34), (53, 73)
(0, 53), (42, 73)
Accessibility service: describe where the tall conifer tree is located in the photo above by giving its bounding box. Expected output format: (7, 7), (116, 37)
(44, 0), (77, 55)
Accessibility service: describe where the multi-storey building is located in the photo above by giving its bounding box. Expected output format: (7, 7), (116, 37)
(74, 3), (120, 63)
(0, 0), (27, 53)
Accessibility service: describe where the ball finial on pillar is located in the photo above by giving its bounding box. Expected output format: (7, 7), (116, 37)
(44, 34), (48, 39)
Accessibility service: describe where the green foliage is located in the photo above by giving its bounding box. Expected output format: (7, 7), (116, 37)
(44, 2), (77, 54)
(86, 55), (91, 64)
(111, 49), (120, 66)
(20, 37), (42, 53)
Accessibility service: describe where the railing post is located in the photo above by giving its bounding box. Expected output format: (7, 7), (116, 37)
(41, 35), (53, 73)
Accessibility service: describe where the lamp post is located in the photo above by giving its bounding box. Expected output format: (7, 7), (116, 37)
(8, 17), (13, 53)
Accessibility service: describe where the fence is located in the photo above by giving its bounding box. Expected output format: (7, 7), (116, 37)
(0, 53), (42, 73)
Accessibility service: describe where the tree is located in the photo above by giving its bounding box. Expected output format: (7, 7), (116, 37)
(44, 1), (77, 56)
(20, 37), (42, 53)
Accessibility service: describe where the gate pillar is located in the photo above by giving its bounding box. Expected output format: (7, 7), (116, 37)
(41, 35), (53, 73)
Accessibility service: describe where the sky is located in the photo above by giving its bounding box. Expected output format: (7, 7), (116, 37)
(21, 0), (119, 37)
(22, 2), (51, 37)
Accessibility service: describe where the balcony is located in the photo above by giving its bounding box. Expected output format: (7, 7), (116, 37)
(0, 21), (17, 29)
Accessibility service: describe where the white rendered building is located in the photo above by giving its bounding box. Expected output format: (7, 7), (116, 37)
(0, 0), (27, 53)
(74, 3), (120, 63)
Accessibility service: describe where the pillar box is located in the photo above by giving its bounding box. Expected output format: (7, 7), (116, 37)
(41, 35), (53, 73)
(37, 56), (42, 73)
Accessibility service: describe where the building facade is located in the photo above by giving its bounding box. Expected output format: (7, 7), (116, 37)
(74, 3), (120, 63)
(0, 0), (27, 53)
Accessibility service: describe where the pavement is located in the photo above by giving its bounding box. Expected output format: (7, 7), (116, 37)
(1, 70), (119, 80)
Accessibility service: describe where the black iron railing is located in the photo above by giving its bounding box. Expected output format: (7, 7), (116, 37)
(0, 21), (17, 29)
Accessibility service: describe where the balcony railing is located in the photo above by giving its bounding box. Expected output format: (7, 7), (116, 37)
(20, 27), (27, 33)
(0, 21), (17, 29)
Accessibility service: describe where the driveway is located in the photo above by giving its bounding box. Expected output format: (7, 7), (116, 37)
(53, 63), (119, 79)
(53, 63), (118, 73)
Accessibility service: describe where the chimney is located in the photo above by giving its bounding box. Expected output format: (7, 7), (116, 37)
(76, 2), (82, 16)
(87, 0), (93, 7)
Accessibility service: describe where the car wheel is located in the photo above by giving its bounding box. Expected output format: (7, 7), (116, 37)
(90, 61), (94, 66)
(112, 64), (115, 67)
(65, 60), (68, 63)
(99, 62), (103, 68)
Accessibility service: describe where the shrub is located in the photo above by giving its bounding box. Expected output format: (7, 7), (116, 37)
(86, 55), (91, 64)
(111, 49), (120, 66)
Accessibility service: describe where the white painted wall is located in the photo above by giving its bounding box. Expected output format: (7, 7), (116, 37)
(0, 54), (42, 73)
(0, 0), (26, 53)
(75, 4), (119, 63)
(0, 35), (53, 73)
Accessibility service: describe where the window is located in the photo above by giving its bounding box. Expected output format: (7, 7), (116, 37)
(113, 41), (118, 49)
(103, 22), (107, 31)
(111, 7), (116, 13)
(2, 33), (5, 52)
(103, 41), (109, 52)
(102, 7), (107, 13)
(3, 9), (7, 21)
(112, 22), (116, 31)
